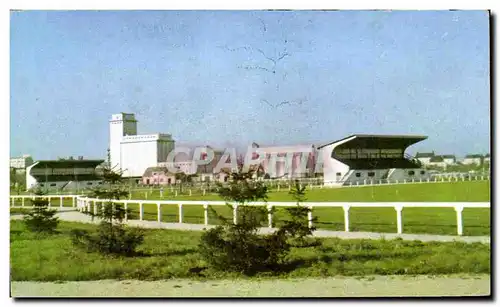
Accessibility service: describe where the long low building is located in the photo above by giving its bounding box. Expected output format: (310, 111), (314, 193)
(26, 159), (105, 191)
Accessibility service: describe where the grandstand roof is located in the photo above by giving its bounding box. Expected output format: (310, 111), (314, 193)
(318, 134), (427, 150)
(30, 159), (105, 169)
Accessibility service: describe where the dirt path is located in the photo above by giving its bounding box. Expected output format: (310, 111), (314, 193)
(11, 275), (490, 297)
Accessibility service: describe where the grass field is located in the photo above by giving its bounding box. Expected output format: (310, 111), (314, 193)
(128, 181), (490, 202)
(10, 220), (490, 282)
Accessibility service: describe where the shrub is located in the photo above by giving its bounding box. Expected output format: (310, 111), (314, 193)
(23, 190), (59, 233)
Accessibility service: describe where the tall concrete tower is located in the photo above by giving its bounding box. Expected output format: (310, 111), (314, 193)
(109, 113), (137, 172)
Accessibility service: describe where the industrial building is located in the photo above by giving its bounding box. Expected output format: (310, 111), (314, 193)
(318, 134), (429, 187)
(109, 113), (175, 178)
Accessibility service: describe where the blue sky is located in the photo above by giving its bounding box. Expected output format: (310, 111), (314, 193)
(11, 10), (490, 159)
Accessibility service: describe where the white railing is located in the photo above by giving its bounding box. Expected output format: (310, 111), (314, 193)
(74, 196), (489, 236)
(9, 195), (80, 208)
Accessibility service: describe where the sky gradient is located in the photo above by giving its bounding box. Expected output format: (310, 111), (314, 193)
(10, 10), (490, 160)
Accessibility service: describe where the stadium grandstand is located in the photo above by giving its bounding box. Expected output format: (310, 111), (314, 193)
(25, 159), (105, 192)
(318, 134), (429, 187)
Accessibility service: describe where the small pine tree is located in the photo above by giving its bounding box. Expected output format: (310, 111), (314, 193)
(281, 180), (319, 247)
(71, 166), (144, 256)
(23, 190), (59, 233)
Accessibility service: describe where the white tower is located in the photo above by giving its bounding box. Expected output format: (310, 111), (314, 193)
(109, 113), (137, 172)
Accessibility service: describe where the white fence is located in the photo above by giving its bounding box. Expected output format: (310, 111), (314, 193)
(9, 195), (490, 236)
(10, 195), (79, 208)
(73, 196), (489, 236)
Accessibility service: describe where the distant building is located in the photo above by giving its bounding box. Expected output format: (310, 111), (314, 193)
(462, 154), (483, 165)
(483, 154), (490, 164)
(248, 143), (316, 179)
(142, 167), (177, 185)
(415, 152), (435, 165)
(427, 156), (447, 168)
(441, 155), (456, 165)
(10, 154), (34, 170)
(25, 159), (104, 191)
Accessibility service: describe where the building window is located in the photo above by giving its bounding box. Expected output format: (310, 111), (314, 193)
(87, 182), (93, 185)
(336, 172), (342, 176)
(160, 178), (164, 182)
(224, 176), (228, 182)
(368, 172), (375, 177)
(167, 178), (171, 184)
(408, 171), (415, 176)
(355, 172), (361, 178)
(40, 184), (45, 187)
(50, 183), (57, 187)
(420, 171), (425, 175)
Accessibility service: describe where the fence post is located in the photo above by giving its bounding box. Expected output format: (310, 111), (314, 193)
(124, 202), (128, 221)
(307, 206), (313, 229)
(72, 197), (76, 207)
(189, 189), (192, 196)
(139, 202), (144, 221)
(268, 205), (273, 228)
(93, 200), (97, 215)
(204, 203), (209, 226)
(203, 189), (206, 196)
(157, 203), (161, 222)
(22, 197), (25, 207)
(60, 196), (63, 208)
(455, 206), (464, 236)
(233, 204), (238, 225)
(343, 205), (350, 232)
(11, 197), (14, 207)
(178, 203), (183, 223)
(48, 197), (51, 208)
(395, 205), (403, 234)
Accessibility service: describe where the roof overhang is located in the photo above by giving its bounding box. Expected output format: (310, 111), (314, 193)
(318, 134), (427, 150)
(30, 160), (105, 169)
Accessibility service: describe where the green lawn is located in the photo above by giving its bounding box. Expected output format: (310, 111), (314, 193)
(129, 181), (490, 202)
(10, 220), (490, 282)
